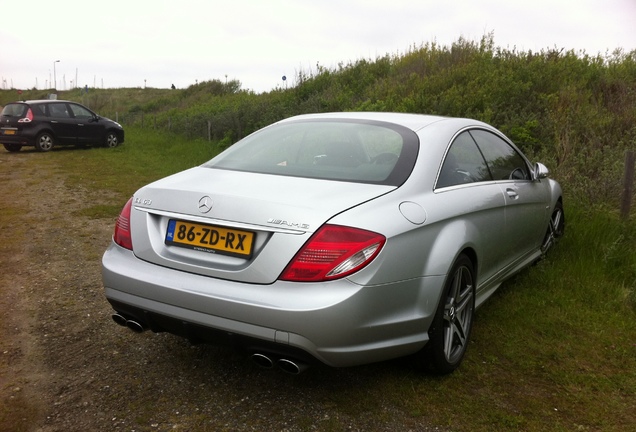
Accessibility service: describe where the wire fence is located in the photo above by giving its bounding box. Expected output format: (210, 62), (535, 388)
(109, 111), (220, 141)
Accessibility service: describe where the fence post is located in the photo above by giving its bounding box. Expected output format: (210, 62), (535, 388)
(621, 150), (635, 220)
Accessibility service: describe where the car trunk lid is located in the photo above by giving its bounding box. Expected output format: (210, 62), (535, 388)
(130, 166), (394, 284)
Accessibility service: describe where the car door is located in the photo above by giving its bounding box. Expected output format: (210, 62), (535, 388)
(436, 131), (508, 290)
(469, 129), (548, 265)
(68, 103), (103, 145)
(46, 102), (77, 144)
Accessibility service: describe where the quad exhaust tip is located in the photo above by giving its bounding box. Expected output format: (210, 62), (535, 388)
(251, 353), (309, 375)
(251, 353), (274, 369)
(277, 358), (309, 375)
(112, 314), (309, 373)
(111, 313), (146, 333)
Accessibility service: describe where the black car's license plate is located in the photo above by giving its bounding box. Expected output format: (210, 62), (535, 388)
(165, 219), (254, 257)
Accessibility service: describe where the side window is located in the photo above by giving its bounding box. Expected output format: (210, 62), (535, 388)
(437, 131), (491, 188)
(69, 104), (93, 120)
(34, 104), (47, 116)
(470, 130), (530, 180)
(49, 103), (71, 118)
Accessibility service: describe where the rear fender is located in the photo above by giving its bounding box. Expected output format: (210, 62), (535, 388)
(419, 218), (479, 278)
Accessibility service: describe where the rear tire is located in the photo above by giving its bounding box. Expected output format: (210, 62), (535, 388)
(3, 143), (21, 152)
(35, 132), (54, 152)
(424, 254), (475, 374)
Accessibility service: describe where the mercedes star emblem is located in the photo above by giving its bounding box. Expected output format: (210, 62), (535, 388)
(198, 196), (213, 213)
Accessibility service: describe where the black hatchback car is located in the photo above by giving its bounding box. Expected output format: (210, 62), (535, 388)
(0, 100), (124, 152)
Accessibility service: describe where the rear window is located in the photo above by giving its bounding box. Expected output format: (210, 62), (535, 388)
(204, 119), (419, 186)
(1, 104), (27, 117)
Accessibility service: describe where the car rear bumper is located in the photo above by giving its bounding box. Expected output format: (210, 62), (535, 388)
(0, 133), (35, 146)
(102, 242), (444, 367)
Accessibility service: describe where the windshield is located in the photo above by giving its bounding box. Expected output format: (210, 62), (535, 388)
(204, 119), (419, 186)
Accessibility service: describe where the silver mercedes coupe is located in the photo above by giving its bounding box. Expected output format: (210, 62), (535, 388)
(102, 112), (564, 374)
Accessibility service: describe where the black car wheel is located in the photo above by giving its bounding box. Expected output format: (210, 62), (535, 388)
(105, 132), (119, 148)
(3, 143), (21, 152)
(35, 132), (54, 152)
(424, 254), (475, 374)
(541, 200), (565, 255)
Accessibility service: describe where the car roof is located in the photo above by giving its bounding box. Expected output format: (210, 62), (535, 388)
(278, 112), (489, 133)
(11, 100), (73, 104)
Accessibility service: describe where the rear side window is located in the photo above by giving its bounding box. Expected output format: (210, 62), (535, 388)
(204, 119), (419, 186)
(469, 130), (530, 180)
(1, 104), (27, 117)
(438, 131), (492, 188)
(49, 103), (71, 118)
(33, 104), (47, 115)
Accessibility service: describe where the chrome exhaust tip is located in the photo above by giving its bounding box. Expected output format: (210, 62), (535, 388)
(125, 320), (145, 333)
(112, 313), (128, 327)
(251, 353), (275, 369)
(277, 358), (309, 375)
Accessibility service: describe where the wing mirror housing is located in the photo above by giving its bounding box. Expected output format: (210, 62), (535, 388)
(533, 162), (549, 180)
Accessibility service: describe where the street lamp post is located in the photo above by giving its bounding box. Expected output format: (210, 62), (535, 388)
(53, 60), (60, 90)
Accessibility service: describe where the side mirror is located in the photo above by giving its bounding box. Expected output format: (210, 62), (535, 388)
(533, 162), (549, 180)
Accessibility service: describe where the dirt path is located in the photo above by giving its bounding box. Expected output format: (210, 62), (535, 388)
(0, 150), (439, 432)
(1, 152), (117, 431)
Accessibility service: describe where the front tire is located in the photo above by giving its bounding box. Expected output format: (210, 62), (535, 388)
(105, 132), (119, 148)
(541, 200), (565, 255)
(35, 133), (54, 152)
(425, 254), (475, 374)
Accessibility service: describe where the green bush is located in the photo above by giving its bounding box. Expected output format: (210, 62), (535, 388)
(2, 34), (634, 211)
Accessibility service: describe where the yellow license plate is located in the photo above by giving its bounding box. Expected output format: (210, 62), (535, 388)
(3, 130), (16, 135)
(166, 219), (254, 257)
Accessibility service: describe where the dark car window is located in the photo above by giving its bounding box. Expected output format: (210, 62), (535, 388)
(69, 103), (94, 120)
(49, 103), (71, 119)
(437, 131), (492, 188)
(469, 130), (530, 180)
(1, 104), (27, 117)
(204, 119), (419, 186)
(33, 104), (47, 116)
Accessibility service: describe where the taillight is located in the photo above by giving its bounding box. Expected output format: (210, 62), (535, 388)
(113, 198), (133, 250)
(17, 108), (33, 123)
(280, 225), (385, 282)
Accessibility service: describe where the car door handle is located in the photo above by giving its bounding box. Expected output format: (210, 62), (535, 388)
(51, 120), (58, 123)
(506, 188), (519, 200)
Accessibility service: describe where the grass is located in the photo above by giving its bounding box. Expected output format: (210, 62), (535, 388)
(55, 127), (223, 209)
(396, 205), (636, 431)
(9, 126), (636, 431)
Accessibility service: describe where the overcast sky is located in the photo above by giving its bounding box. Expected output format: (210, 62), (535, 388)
(2, 0), (635, 93)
